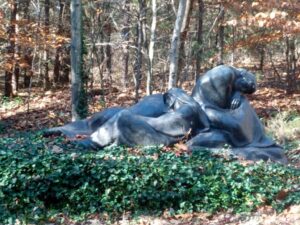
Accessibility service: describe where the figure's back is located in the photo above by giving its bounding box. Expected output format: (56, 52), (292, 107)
(192, 65), (236, 109)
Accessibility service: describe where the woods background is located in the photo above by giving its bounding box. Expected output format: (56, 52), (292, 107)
(0, 0), (299, 122)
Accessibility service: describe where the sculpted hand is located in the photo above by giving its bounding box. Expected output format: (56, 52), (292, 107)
(230, 92), (241, 110)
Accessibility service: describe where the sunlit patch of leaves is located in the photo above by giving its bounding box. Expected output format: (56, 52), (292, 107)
(266, 112), (300, 167)
(0, 132), (299, 224)
(0, 96), (23, 111)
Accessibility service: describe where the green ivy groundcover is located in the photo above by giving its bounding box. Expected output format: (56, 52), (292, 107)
(0, 132), (299, 223)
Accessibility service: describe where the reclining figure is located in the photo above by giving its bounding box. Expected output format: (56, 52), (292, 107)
(45, 65), (287, 163)
(45, 88), (209, 148)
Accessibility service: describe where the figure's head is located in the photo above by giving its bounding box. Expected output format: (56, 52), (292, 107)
(234, 69), (257, 94)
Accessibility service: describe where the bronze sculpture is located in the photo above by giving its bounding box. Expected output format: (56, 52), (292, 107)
(45, 65), (287, 163)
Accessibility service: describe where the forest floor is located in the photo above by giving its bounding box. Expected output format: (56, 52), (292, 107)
(0, 80), (300, 225)
(1, 80), (300, 135)
(104, 206), (300, 225)
(42, 205), (300, 225)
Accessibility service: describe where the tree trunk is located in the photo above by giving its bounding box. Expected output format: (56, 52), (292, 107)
(61, 1), (70, 84)
(259, 45), (264, 72)
(96, 14), (105, 99)
(195, 0), (204, 82)
(12, 55), (20, 95)
(133, 0), (145, 102)
(121, 0), (130, 89)
(268, 49), (281, 83)
(146, 0), (157, 95)
(44, 0), (50, 90)
(180, 35), (193, 86)
(231, 25), (235, 66)
(4, 0), (17, 97)
(71, 0), (87, 121)
(290, 39), (297, 88)
(54, 0), (64, 85)
(177, 0), (193, 85)
(286, 37), (296, 94)
(217, 5), (225, 65)
(105, 22), (112, 76)
(24, 52), (33, 88)
(168, 0), (187, 89)
(23, 0), (32, 88)
(53, 48), (62, 85)
(12, 11), (20, 95)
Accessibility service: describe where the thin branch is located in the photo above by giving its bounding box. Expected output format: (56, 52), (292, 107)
(171, 0), (177, 14)
(205, 6), (224, 40)
(109, 12), (120, 31)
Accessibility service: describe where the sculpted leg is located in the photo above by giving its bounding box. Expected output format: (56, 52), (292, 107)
(116, 111), (177, 146)
(187, 130), (229, 149)
(43, 119), (92, 138)
(44, 94), (167, 138)
(88, 110), (177, 148)
(43, 107), (123, 138)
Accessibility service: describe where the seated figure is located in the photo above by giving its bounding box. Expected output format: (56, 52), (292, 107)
(188, 65), (287, 163)
(45, 65), (287, 163)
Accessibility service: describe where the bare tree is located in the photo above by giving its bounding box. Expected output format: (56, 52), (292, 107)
(133, 0), (145, 101)
(104, 9), (112, 78)
(71, 0), (87, 121)
(121, 0), (131, 89)
(4, 0), (17, 97)
(146, 0), (157, 95)
(217, 4), (225, 65)
(285, 37), (297, 94)
(230, 25), (235, 66)
(195, 0), (204, 81)
(178, 0), (194, 86)
(53, 0), (64, 85)
(23, 0), (32, 88)
(168, 0), (187, 89)
(43, 0), (50, 90)
(12, 5), (20, 95)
